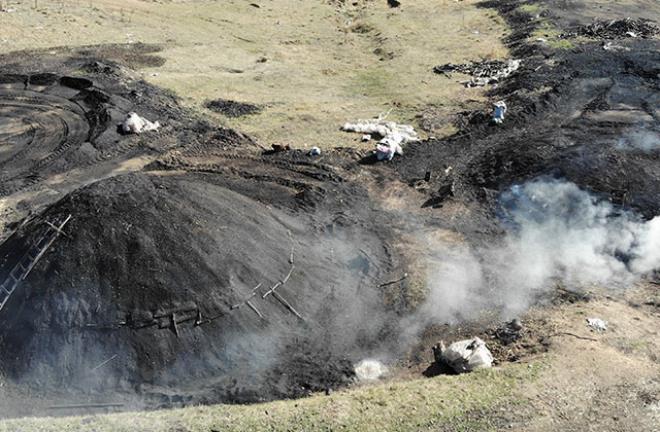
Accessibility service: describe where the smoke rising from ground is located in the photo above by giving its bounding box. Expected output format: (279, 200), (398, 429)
(616, 126), (660, 152)
(409, 178), (660, 332)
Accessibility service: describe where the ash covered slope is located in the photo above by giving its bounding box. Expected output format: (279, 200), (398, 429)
(0, 46), (260, 238)
(0, 171), (394, 405)
(398, 5), (660, 219)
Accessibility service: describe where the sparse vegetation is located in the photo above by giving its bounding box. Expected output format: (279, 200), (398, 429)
(0, 0), (509, 149)
(0, 364), (544, 432)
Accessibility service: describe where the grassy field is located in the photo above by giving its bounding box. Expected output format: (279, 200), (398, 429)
(0, 365), (542, 432)
(0, 0), (509, 149)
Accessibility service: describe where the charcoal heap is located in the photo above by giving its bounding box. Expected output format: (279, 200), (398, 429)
(565, 18), (659, 39)
(433, 59), (521, 87)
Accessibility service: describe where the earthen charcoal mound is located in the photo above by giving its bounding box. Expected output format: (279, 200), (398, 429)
(0, 171), (396, 406)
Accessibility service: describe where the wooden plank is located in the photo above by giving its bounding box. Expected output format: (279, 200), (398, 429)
(262, 281), (282, 299)
(91, 354), (118, 371)
(44, 220), (70, 238)
(246, 300), (264, 319)
(48, 403), (124, 410)
(262, 265), (295, 299)
(171, 313), (180, 337)
(272, 291), (303, 321)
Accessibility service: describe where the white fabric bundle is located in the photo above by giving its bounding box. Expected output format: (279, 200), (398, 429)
(439, 337), (494, 373)
(122, 112), (161, 134)
(342, 117), (419, 160)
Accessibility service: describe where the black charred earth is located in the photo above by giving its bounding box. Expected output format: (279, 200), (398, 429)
(0, 45), (405, 416)
(0, 171), (397, 409)
(397, 0), (659, 221)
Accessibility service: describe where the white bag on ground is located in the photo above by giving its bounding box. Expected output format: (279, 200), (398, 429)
(342, 117), (418, 161)
(492, 101), (507, 124)
(586, 317), (608, 332)
(438, 337), (493, 373)
(122, 112), (161, 134)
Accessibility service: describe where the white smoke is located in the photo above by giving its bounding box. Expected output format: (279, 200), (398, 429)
(412, 178), (660, 327)
(354, 359), (388, 382)
(615, 127), (660, 152)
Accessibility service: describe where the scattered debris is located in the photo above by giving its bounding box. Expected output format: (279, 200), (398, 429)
(433, 59), (521, 87)
(354, 359), (388, 381)
(271, 143), (291, 152)
(603, 41), (628, 51)
(83, 61), (117, 75)
(553, 286), (592, 304)
(342, 115), (419, 161)
(586, 317), (608, 332)
(433, 337), (494, 373)
(492, 101), (507, 124)
(493, 318), (524, 345)
(205, 98), (262, 117)
(309, 146), (321, 156)
(342, 118), (418, 143)
(91, 354), (118, 372)
(121, 112), (161, 134)
(378, 273), (408, 288)
(375, 142), (401, 161)
(562, 18), (659, 39)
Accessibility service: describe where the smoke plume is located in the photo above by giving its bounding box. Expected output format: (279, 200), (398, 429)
(411, 177), (660, 329)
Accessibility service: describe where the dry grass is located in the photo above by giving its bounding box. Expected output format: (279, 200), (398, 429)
(0, 0), (509, 149)
(0, 365), (542, 432)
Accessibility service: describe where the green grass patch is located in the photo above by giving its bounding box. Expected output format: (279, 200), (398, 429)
(546, 38), (575, 50)
(530, 19), (576, 50)
(517, 3), (541, 14)
(349, 67), (397, 99)
(0, 363), (545, 432)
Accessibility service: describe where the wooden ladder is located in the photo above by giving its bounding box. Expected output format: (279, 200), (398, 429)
(0, 214), (72, 313)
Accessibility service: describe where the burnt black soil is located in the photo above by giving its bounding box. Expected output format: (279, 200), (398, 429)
(0, 73), (121, 195)
(0, 46), (409, 415)
(205, 98), (262, 118)
(564, 18), (659, 39)
(0, 45), (259, 221)
(397, 0), (660, 221)
(0, 169), (400, 412)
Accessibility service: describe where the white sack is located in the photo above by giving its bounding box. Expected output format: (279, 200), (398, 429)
(440, 337), (494, 373)
(122, 112), (161, 134)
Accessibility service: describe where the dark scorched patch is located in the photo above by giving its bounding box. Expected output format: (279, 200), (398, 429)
(205, 98), (262, 118)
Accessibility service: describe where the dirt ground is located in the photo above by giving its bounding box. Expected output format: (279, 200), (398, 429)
(0, 0), (508, 149)
(515, 286), (659, 432)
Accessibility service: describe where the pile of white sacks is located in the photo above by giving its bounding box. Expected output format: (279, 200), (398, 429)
(435, 337), (494, 373)
(342, 116), (419, 161)
(121, 112), (161, 134)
